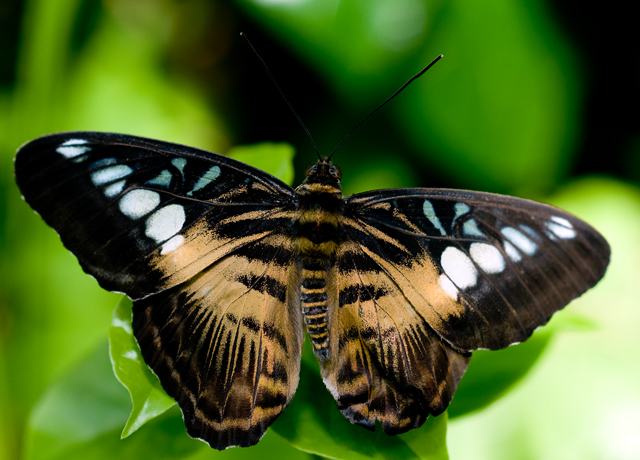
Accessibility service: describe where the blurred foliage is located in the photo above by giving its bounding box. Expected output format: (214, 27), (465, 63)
(1, 0), (638, 459)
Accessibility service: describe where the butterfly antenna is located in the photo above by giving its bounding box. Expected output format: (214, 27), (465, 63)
(328, 54), (443, 160)
(240, 33), (322, 160)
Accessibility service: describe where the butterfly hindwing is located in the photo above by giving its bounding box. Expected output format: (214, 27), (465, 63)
(320, 239), (470, 434)
(344, 188), (610, 352)
(15, 132), (298, 299)
(133, 233), (303, 449)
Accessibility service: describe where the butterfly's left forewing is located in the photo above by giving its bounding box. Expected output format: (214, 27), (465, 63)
(15, 132), (302, 449)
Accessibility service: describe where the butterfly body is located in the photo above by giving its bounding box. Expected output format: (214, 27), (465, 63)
(15, 132), (609, 450)
(294, 158), (344, 359)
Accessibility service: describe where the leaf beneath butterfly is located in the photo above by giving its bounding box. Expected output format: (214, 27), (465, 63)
(24, 342), (130, 460)
(108, 297), (175, 438)
(24, 340), (215, 459)
(448, 328), (551, 418)
(448, 308), (597, 419)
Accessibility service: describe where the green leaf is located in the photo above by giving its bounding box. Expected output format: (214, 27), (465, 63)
(183, 430), (317, 460)
(272, 361), (448, 460)
(108, 297), (175, 438)
(227, 143), (296, 186)
(396, 0), (580, 194)
(448, 328), (552, 419)
(24, 341), (206, 459)
(449, 303), (599, 419)
(24, 342), (131, 460)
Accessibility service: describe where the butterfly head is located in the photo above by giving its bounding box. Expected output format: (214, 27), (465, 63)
(296, 157), (343, 196)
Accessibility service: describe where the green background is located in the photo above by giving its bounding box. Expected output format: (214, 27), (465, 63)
(1, 1), (639, 459)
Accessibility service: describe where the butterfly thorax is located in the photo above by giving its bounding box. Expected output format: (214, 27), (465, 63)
(293, 158), (344, 360)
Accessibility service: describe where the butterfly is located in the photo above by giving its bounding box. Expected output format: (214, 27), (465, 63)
(15, 131), (609, 450)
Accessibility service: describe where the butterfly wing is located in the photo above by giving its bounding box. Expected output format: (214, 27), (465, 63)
(15, 132), (297, 299)
(343, 188), (610, 352)
(15, 132), (303, 448)
(321, 239), (470, 433)
(133, 233), (303, 449)
(321, 187), (608, 433)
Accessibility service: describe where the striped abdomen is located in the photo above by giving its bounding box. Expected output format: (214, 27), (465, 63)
(300, 260), (330, 359)
(294, 208), (341, 361)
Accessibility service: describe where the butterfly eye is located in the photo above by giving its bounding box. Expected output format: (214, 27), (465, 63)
(305, 164), (318, 176)
(329, 165), (342, 180)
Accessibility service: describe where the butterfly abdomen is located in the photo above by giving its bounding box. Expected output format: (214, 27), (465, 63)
(295, 208), (341, 360)
(300, 258), (331, 359)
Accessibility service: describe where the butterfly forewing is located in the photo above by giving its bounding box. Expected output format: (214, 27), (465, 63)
(15, 132), (298, 299)
(345, 188), (610, 351)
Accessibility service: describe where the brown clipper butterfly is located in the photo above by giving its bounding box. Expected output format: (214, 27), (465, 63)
(14, 55), (609, 450)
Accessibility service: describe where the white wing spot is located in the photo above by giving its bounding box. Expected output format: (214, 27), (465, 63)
(146, 204), (186, 243)
(423, 200), (447, 236)
(91, 165), (133, 186)
(501, 227), (537, 255)
(470, 242), (506, 274)
(187, 165), (221, 196)
(119, 189), (161, 220)
(56, 144), (91, 159)
(161, 235), (185, 254)
(438, 274), (459, 299)
(546, 221), (576, 239)
(171, 158), (187, 177)
(62, 139), (89, 146)
(503, 241), (522, 262)
(90, 158), (116, 169)
(551, 215), (573, 227)
(452, 202), (470, 227)
(441, 246), (478, 289)
(103, 180), (126, 198)
(147, 169), (173, 187)
(463, 219), (484, 238)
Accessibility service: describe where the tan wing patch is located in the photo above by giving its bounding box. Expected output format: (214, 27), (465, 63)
(148, 209), (295, 290)
(320, 240), (469, 434)
(343, 218), (469, 328)
(133, 233), (303, 449)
